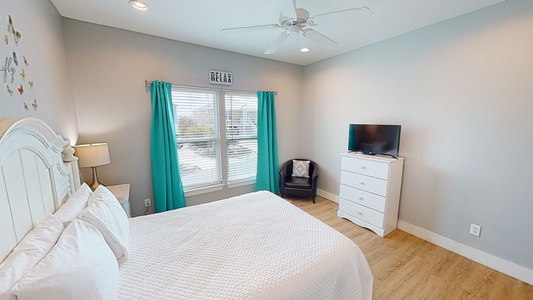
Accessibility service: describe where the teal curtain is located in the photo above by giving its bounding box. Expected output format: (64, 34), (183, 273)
(256, 91), (280, 193)
(150, 81), (186, 212)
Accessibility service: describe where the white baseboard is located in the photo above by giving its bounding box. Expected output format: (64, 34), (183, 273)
(398, 219), (533, 285)
(317, 189), (338, 203)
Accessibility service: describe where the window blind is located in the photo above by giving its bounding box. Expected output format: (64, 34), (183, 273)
(225, 93), (258, 183)
(172, 89), (221, 189)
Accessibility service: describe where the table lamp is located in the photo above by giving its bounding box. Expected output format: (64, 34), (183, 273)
(75, 143), (111, 190)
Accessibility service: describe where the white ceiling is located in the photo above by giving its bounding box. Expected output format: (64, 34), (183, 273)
(50, 0), (506, 66)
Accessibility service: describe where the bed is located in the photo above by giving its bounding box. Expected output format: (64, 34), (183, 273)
(0, 117), (373, 300)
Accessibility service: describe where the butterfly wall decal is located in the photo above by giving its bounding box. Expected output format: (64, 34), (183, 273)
(17, 84), (23, 95)
(6, 85), (13, 96)
(7, 16), (22, 45)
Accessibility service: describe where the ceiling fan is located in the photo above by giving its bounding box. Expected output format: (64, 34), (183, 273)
(221, 0), (372, 55)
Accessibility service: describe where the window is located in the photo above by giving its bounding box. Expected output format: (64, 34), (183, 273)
(172, 87), (257, 192)
(225, 93), (257, 183)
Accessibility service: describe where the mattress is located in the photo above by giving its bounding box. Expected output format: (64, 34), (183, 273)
(117, 191), (373, 300)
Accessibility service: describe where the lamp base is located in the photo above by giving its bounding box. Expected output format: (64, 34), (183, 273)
(89, 166), (102, 190)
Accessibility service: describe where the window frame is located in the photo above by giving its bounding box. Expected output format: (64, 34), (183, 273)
(172, 86), (257, 195)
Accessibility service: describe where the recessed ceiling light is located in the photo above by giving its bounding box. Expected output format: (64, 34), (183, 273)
(300, 47), (310, 53)
(129, 0), (149, 11)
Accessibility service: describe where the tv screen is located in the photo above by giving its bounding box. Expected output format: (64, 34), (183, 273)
(348, 124), (401, 157)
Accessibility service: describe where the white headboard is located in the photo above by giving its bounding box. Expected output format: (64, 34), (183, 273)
(0, 118), (80, 261)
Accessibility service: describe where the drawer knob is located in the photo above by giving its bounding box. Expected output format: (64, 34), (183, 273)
(359, 181), (365, 185)
(359, 196), (364, 200)
(361, 166), (367, 170)
(357, 211), (363, 215)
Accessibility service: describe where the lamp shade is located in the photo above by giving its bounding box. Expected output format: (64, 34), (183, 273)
(75, 143), (111, 168)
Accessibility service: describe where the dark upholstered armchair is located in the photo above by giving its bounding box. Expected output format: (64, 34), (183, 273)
(279, 159), (319, 203)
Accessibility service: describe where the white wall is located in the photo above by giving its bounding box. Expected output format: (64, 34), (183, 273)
(63, 19), (303, 216)
(0, 0), (77, 141)
(302, 0), (533, 271)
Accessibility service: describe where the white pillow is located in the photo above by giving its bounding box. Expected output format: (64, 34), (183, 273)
(292, 160), (310, 178)
(0, 215), (63, 300)
(87, 184), (119, 207)
(79, 185), (130, 259)
(11, 219), (119, 300)
(54, 183), (92, 225)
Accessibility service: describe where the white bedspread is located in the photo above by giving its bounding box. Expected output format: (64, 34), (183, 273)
(117, 191), (373, 300)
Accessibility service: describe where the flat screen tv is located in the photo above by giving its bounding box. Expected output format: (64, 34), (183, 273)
(348, 124), (401, 157)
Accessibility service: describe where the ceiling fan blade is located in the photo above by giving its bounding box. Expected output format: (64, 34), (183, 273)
(279, 0), (297, 19)
(264, 33), (289, 55)
(221, 24), (279, 33)
(302, 29), (337, 47)
(312, 6), (372, 19)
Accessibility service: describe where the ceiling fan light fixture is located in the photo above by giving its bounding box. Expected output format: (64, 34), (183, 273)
(129, 0), (149, 11)
(300, 47), (310, 53)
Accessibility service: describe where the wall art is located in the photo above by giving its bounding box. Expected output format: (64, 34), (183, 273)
(0, 12), (38, 111)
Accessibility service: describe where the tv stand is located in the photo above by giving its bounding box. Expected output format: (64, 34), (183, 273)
(337, 152), (404, 237)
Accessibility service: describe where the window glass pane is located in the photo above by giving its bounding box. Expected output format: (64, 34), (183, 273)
(172, 88), (220, 189)
(173, 89), (218, 139)
(225, 93), (258, 182)
(225, 93), (257, 138)
(178, 141), (220, 188)
(227, 139), (257, 182)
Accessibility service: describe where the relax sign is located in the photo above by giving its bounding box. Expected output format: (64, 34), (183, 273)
(209, 70), (232, 85)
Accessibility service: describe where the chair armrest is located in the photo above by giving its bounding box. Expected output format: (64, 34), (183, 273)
(310, 165), (319, 189)
(280, 161), (291, 175)
(311, 163), (319, 178)
(279, 170), (286, 183)
(279, 160), (291, 183)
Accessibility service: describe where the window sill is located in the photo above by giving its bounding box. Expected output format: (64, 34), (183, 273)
(183, 179), (256, 197)
(184, 183), (225, 197)
(227, 179), (256, 189)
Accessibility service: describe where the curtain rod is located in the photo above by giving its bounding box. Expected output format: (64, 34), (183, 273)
(145, 80), (277, 95)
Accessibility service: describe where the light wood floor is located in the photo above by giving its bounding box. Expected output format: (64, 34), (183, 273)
(285, 196), (533, 300)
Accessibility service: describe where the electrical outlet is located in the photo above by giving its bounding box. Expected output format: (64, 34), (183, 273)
(144, 198), (151, 207)
(469, 223), (481, 237)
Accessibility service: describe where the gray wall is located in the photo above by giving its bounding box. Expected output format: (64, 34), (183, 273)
(62, 19), (304, 216)
(302, 0), (533, 269)
(0, 0), (77, 140)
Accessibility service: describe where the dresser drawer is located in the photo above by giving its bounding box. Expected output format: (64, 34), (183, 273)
(339, 200), (384, 229)
(340, 170), (388, 196)
(339, 184), (386, 212)
(341, 156), (389, 179)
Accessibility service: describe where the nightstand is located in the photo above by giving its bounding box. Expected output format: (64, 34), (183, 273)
(107, 183), (131, 218)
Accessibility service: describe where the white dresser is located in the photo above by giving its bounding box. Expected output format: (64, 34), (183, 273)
(337, 153), (404, 237)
